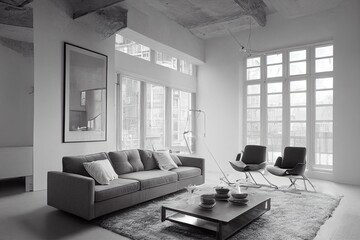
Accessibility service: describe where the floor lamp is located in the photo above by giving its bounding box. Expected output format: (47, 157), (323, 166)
(183, 110), (234, 186)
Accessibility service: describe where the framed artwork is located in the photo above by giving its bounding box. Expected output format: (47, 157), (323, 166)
(63, 42), (108, 142)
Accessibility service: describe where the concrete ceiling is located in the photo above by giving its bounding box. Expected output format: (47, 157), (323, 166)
(139, 0), (273, 39)
(137, 0), (343, 39)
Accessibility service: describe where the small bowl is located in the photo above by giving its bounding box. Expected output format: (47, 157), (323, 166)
(201, 198), (216, 205)
(215, 187), (230, 194)
(231, 192), (248, 199)
(200, 194), (215, 200)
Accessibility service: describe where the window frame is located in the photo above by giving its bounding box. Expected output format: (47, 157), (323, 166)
(117, 73), (196, 153)
(243, 41), (334, 171)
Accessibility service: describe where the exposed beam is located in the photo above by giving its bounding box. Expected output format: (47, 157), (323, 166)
(75, 5), (127, 38)
(0, 0), (32, 8)
(233, 0), (266, 26)
(0, 4), (32, 28)
(70, 0), (125, 19)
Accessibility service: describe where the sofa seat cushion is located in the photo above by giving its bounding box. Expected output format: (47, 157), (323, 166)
(94, 178), (140, 202)
(171, 166), (201, 180)
(118, 170), (177, 190)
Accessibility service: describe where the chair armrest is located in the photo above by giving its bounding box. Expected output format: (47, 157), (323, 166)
(235, 152), (242, 161)
(287, 163), (306, 175)
(47, 171), (95, 220)
(274, 157), (282, 167)
(178, 155), (205, 177)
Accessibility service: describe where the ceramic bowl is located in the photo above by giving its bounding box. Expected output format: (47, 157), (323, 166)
(215, 187), (230, 194)
(231, 192), (248, 199)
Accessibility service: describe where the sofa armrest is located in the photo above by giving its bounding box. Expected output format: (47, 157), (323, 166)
(178, 155), (205, 177)
(47, 171), (95, 220)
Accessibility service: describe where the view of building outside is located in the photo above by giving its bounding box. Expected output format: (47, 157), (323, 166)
(121, 76), (141, 149)
(115, 34), (151, 61)
(171, 90), (192, 152)
(156, 51), (177, 70)
(145, 84), (165, 150)
(180, 60), (193, 75)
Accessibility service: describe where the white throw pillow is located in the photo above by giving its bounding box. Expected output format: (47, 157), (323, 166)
(153, 151), (178, 171)
(83, 159), (118, 185)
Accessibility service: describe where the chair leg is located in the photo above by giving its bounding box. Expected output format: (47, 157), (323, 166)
(303, 175), (316, 192)
(258, 171), (278, 189)
(303, 179), (308, 191)
(288, 178), (297, 189)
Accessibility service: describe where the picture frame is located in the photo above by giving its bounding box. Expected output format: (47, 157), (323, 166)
(63, 42), (108, 142)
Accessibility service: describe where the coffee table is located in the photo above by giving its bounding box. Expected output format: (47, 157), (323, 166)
(161, 195), (270, 240)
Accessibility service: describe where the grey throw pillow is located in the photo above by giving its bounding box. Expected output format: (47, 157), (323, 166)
(153, 151), (178, 171)
(170, 154), (183, 166)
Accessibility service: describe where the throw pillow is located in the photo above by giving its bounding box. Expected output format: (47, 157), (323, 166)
(83, 159), (118, 185)
(170, 154), (183, 166)
(153, 151), (178, 171)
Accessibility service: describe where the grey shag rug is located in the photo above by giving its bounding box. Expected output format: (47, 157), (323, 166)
(93, 187), (341, 240)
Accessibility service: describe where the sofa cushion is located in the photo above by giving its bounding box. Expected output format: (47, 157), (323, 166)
(118, 170), (177, 190)
(171, 166), (201, 180)
(62, 152), (109, 177)
(139, 149), (159, 170)
(94, 178), (140, 202)
(153, 151), (178, 171)
(108, 150), (144, 175)
(83, 159), (118, 185)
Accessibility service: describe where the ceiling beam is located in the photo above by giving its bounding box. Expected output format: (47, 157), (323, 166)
(0, 4), (32, 28)
(75, 5), (127, 38)
(233, 0), (266, 26)
(0, 0), (32, 8)
(71, 0), (125, 19)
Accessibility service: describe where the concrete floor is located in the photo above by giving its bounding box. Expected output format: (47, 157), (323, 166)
(0, 174), (359, 240)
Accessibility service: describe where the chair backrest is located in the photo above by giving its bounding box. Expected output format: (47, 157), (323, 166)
(281, 147), (306, 169)
(242, 145), (267, 165)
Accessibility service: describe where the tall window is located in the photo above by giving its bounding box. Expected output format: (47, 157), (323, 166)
(245, 57), (261, 145)
(121, 76), (141, 149)
(314, 45), (333, 169)
(244, 42), (334, 170)
(119, 75), (195, 152)
(171, 90), (192, 151)
(115, 34), (151, 61)
(145, 84), (165, 150)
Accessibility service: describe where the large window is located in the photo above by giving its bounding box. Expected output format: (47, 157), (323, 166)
(119, 75), (194, 152)
(145, 84), (165, 150)
(121, 77), (141, 149)
(171, 90), (192, 151)
(244, 42), (334, 170)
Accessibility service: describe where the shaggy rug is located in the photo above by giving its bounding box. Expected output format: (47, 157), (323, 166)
(93, 187), (341, 240)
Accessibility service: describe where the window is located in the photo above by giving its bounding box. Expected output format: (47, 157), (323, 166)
(171, 90), (192, 151)
(180, 60), (193, 75)
(121, 76), (141, 149)
(244, 43), (334, 171)
(156, 51), (177, 70)
(119, 75), (195, 152)
(115, 34), (151, 61)
(145, 84), (166, 150)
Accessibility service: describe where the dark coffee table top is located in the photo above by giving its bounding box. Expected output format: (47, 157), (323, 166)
(163, 194), (270, 223)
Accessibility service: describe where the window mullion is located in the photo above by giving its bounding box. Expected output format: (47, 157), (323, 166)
(140, 82), (146, 149)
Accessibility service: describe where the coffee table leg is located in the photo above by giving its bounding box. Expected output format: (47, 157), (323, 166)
(216, 223), (223, 240)
(161, 206), (166, 222)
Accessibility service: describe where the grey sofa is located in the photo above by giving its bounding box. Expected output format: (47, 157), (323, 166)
(47, 149), (205, 220)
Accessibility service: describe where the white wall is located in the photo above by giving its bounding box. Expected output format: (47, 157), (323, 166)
(197, 0), (360, 185)
(121, 0), (204, 64)
(33, 0), (116, 190)
(115, 51), (197, 93)
(197, 36), (242, 175)
(0, 44), (33, 147)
